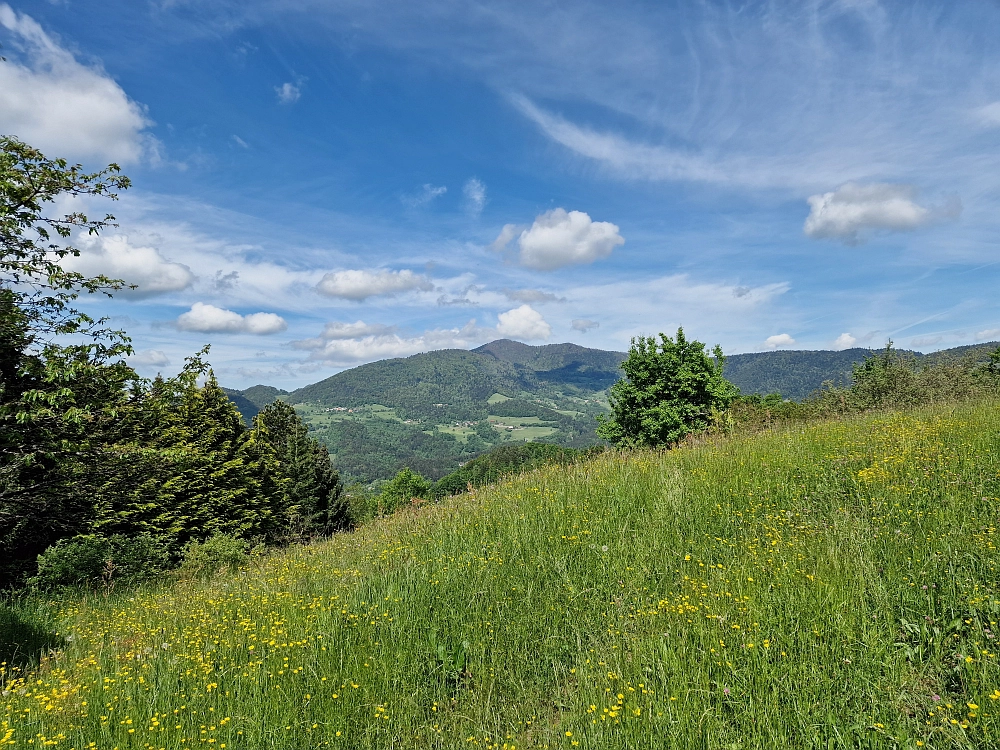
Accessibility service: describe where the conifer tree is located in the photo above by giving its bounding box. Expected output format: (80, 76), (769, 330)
(253, 400), (347, 536)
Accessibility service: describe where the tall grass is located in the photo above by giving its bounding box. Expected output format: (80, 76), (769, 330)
(2, 401), (999, 749)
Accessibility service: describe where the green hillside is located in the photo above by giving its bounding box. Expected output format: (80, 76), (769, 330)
(280, 341), (619, 483)
(6, 400), (999, 748)
(224, 339), (1000, 482)
(724, 342), (1000, 399)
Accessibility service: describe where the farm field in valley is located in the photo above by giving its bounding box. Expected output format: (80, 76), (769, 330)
(3, 400), (1000, 749)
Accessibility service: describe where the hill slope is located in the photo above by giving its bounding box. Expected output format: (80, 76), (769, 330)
(228, 339), (999, 481)
(8, 400), (999, 747)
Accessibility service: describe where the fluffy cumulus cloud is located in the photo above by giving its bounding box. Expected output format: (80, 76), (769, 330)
(765, 333), (796, 349)
(275, 82), (301, 104)
(62, 235), (194, 297)
(129, 349), (170, 367)
(0, 5), (155, 163)
(494, 209), (624, 270)
(976, 328), (1000, 341)
(315, 269), (434, 301)
(496, 304), (552, 340)
(571, 318), (599, 332)
(176, 302), (287, 335)
(463, 178), (487, 215)
(804, 183), (961, 244)
(833, 332), (857, 350)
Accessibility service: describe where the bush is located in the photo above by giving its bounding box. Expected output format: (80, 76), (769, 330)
(377, 468), (431, 515)
(598, 328), (738, 447)
(175, 534), (253, 580)
(30, 534), (167, 590)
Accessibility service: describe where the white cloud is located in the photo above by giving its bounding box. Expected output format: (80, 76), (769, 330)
(572, 318), (599, 332)
(293, 306), (552, 366)
(502, 288), (563, 303)
(315, 269), (434, 301)
(291, 320), (397, 350)
(764, 333), (796, 349)
(910, 335), (942, 347)
(976, 328), (1000, 341)
(128, 349), (170, 367)
(232, 135), (249, 148)
(315, 321), (397, 340)
(974, 102), (1000, 127)
(176, 302), (287, 335)
(402, 183), (447, 207)
(496, 304), (551, 340)
(803, 183), (961, 244)
(275, 82), (301, 104)
(63, 235), (194, 297)
(832, 332), (857, 350)
(512, 95), (734, 185)
(292, 320), (487, 366)
(463, 178), (487, 215)
(0, 4), (155, 163)
(501, 208), (624, 270)
(491, 223), (522, 252)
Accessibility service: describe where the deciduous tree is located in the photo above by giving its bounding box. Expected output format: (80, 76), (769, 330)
(597, 328), (737, 447)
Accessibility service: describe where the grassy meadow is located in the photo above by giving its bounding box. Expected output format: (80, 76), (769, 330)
(3, 401), (1000, 749)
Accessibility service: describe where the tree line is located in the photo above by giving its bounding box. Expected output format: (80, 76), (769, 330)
(0, 137), (346, 589)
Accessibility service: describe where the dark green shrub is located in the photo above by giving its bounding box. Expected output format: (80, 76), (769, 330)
(30, 534), (167, 590)
(377, 468), (431, 515)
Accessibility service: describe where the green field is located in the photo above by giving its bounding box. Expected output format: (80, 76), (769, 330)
(4, 401), (1000, 748)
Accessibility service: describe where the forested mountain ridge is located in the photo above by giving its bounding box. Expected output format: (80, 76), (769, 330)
(222, 339), (1000, 482)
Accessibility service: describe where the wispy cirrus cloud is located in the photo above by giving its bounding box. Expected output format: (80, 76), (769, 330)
(463, 178), (487, 216)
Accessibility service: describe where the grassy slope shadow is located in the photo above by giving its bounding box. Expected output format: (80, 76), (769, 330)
(0, 599), (63, 668)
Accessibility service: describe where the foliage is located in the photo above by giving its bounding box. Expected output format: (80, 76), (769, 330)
(175, 534), (252, 581)
(0, 136), (137, 584)
(28, 534), (166, 591)
(253, 399), (347, 536)
(311, 416), (487, 484)
(598, 328), (738, 447)
(0, 136), (349, 587)
(3, 400), (999, 747)
(720, 342), (1000, 436)
(377, 468), (431, 515)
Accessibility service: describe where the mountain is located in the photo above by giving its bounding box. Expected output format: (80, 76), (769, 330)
(226, 339), (999, 483)
(221, 385), (288, 424)
(723, 341), (999, 399)
(241, 385), (288, 408)
(286, 341), (625, 420)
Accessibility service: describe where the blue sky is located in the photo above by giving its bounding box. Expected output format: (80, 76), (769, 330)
(2, 0), (999, 389)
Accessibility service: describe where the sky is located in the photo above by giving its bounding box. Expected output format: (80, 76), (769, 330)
(2, 0), (999, 389)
